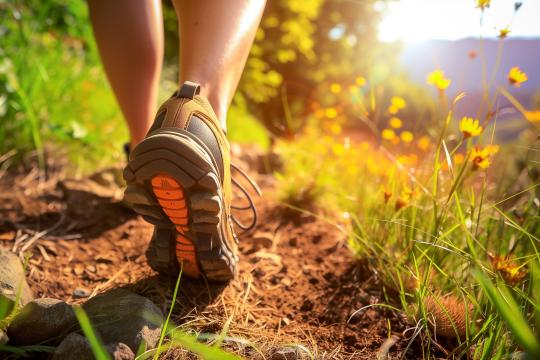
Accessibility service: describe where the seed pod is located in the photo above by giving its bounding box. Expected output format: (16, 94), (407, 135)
(424, 294), (474, 339)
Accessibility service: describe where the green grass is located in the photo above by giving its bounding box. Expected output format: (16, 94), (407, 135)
(0, 1), (269, 173)
(0, 1), (128, 171)
(275, 53), (539, 357)
(74, 306), (111, 360)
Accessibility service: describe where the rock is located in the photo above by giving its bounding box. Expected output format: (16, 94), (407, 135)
(0, 329), (8, 345)
(73, 288), (91, 298)
(0, 248), (33, 315)
(106, 342), (135, 360)
(7, 298), (77, 345)
(52, 333), (94, 360)
(52, 333), (135, 360)
(82, 289), (163, 352)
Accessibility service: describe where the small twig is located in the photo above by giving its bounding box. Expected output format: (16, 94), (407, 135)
(18, 213), (66, 253)
(12, 232), (28, 252)
(20, 229), (48, 252)
(37, 244), (51, 261)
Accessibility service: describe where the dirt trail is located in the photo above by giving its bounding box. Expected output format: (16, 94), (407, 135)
(0, 157), (410, 359)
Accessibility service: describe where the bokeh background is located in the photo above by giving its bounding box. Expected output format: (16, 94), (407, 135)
(1, 0), (538, 170)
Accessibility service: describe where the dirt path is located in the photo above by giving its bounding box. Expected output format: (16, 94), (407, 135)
(0, 159), (409, 359)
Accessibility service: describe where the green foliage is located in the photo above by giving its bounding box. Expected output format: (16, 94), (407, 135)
(277, 101), (540, 358)
(236, 0), (400, 135)
(475, 270), (540, 359)
(227, 94), (270, 150)
(0, 0), (407, 169)
(74, 306), (111, 360)
(0, 0), (127, 169)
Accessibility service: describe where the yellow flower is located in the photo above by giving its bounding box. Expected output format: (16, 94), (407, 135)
(459, 117), (483, 138)
(332, 143), (345, 156)
(498, 27), (510, 39)
(400, 131), (414, 143)
(453, 153), (465, 165)
(476, 0), (491, 10)
(427, 70), (451, 90)
(389, 117), (403, 129)
(524, 110), (540, 123)
(381, 128), (396, 140)
(330, 122), (342, 135)
(330, 83), (342, 94)
(401, 184), (418, 200)
(508, 66), (528, 87)
(471, 145), (499, 169)
(355, 76), (366, 86)
(391, 96), (407, 109)
(397, 154), (418, 166)
(417, 136), (431, 151)
(388, 105), (399, 115)
(489, 253), (527, 286)
(347, 164), (359, 175)
(325, 107), (338, 118)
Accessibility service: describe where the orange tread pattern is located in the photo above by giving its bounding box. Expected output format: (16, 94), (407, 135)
(151, 174), (200, 278)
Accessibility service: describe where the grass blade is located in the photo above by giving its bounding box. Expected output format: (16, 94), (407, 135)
(169, 330), (241, 360)
(475, 270), (540, 358)
(73, 306), (111, 360)
(153, 264), (183, 360)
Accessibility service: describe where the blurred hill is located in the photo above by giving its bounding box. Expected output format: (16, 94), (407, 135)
(401, 38), (540, 97)
(400, 38), (540, 140)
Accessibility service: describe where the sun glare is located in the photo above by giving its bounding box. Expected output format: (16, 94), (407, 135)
(378, 0), (540, 43)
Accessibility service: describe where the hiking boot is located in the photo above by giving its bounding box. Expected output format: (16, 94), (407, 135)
(123, 81), (258, 281)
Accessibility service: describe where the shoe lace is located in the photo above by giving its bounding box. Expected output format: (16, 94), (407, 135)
(230, 163), (262, 233)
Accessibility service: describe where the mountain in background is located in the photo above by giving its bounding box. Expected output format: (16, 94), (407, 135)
(399, 38), (540, 139)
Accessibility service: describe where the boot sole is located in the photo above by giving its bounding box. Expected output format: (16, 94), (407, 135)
(123, 128), (235, 281)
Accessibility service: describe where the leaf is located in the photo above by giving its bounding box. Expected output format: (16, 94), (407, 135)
(475, 270), (540, 358)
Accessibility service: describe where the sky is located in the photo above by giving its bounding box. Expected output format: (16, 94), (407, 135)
(378, 0), (540, 42)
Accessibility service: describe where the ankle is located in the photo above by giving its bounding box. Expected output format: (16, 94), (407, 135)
(203, 90), (228, 132)
(180, 79), (228, 131)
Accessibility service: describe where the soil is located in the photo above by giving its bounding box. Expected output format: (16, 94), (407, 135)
(0, 152), (413, 359)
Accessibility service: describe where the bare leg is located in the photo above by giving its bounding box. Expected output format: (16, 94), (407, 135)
(173, 0), (266, 128)
(88, 0), (163, 147)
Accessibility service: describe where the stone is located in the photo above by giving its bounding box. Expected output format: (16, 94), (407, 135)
(7, 298), (77, 345)
(0, 248), (33, 315)
(52, 333), (94, 360)
(106, 342), (135, 360)
(82, 289), (163, 352)
(73, 288), (91, 298)
(52, 333), (136, 360)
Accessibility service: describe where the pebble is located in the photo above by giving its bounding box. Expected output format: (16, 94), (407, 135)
(52, 333), (94, 360)
(73, 288), (91, 298)
(52, 335), (135, 360)
(82, 288), (163, 353)
(7, 298), (77, 346)
(0, 248), (33, 315)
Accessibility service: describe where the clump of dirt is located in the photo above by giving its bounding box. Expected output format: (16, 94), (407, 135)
(0, 157), (413, 359)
